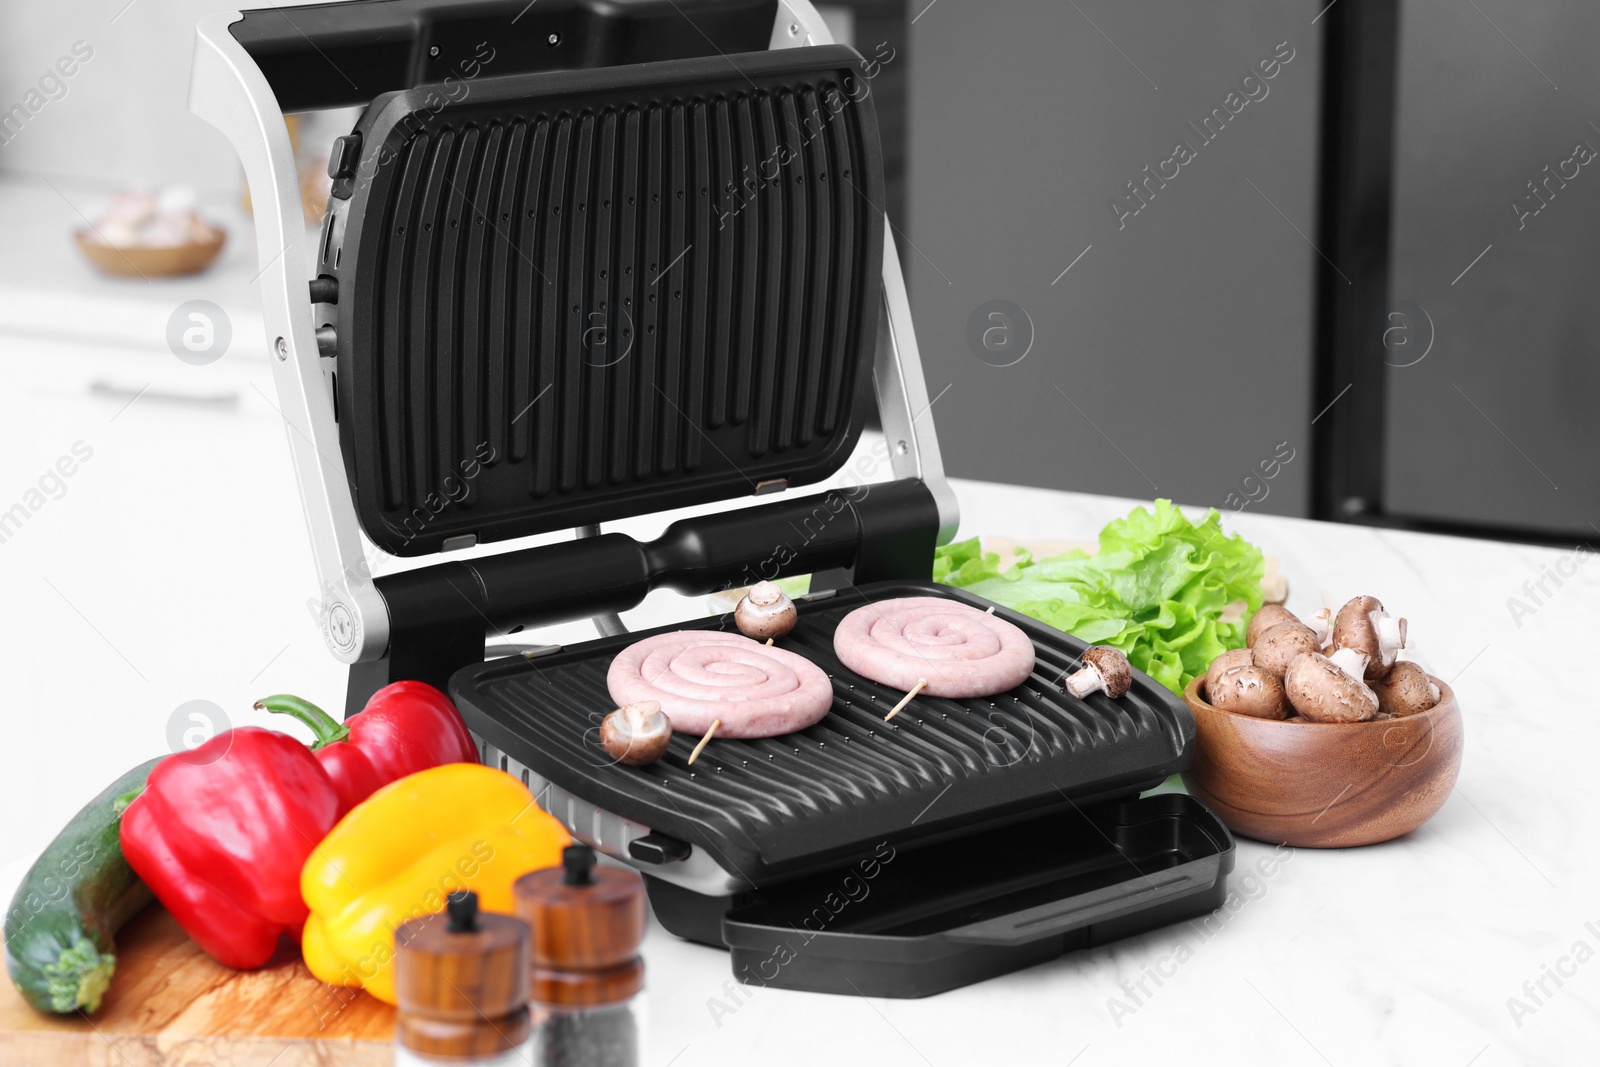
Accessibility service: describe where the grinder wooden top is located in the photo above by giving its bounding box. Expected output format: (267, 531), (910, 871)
(514, 847), (647, 1006)
(394, 892), (531, 1058)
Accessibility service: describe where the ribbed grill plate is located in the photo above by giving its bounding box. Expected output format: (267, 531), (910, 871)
(335, 47), (884, 554)
(451, 582), (1196, 884)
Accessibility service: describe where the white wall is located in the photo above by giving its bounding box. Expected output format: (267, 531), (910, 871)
(0, 0), (331, 192)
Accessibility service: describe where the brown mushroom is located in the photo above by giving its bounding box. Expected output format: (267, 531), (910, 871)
(1251, 621), (1321, 679)
(599, 701), (672, 766)
(734, 580), (798, 641)
(1330, 595), (1407, 681)
(1066, 646), (1133, 700)
(1326, 646), (1375, 685)
(1284, 651), (1379, 723)
(1203, 648), (1254, 702)
(1209, 665), (1288, 719)
(1371, 660), (1440, 717)
(1246, 604), (1299, 648)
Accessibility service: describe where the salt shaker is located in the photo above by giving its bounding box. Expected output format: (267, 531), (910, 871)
(514, 845), (648, 1067)
(393, 891), (532, 1066)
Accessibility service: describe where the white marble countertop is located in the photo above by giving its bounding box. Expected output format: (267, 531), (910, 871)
(6, 466), (1594, 1065)
(635, 483), (1597, 1067)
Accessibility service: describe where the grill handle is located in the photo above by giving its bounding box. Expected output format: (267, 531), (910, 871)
(575, 523), (629, 638)
(345, 478), (939, 710)
(227, 0), (777, 112)
(375, 478), (936, 633)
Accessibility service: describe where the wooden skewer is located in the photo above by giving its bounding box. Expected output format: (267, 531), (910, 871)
(688, 718), (721, 765)
(884, 678), (928, 722)
(985, 605), (996, 614)
(765, 637), (774, 646)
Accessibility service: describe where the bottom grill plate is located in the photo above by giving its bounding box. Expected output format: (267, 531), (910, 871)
(451, 580), (1196, 884)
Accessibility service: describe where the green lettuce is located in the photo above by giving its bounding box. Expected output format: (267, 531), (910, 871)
(934, 499), (1264, 695)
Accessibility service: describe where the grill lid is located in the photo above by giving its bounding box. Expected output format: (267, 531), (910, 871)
(451, 581), (1196, 884)
(327, 46), (885, 555)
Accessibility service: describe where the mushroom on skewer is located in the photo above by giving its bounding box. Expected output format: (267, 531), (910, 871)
(599, 701), (672, 766)
(1065, 646), (1133, 700)
(734, 581), (798, 642)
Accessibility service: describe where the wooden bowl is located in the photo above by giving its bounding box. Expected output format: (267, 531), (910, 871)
(1181, 675), (1462, 847)
(74, 227), (226, 278)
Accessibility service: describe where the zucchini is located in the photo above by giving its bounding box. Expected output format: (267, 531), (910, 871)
(4, 757), (161, 1014)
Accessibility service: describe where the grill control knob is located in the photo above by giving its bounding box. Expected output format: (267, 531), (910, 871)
(327, 133), (362, 180)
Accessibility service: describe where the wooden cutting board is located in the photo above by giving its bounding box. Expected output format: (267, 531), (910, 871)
(0, 905), (393, 1066)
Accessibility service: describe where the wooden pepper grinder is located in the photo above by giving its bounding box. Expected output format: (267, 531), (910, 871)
(393, 891), (532, 1066)
(514, 845), (648, 1067)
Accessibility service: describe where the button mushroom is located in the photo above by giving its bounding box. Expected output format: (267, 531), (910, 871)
(1246, 604), (1300, 648)
(1065, 646), (1133, 700)
(1325, 646), (1373, 680)
(1251, 620), (1322, 679)
(1284, 651), (1379, 723)
(1330, 595), (1407, 681)
(734, 580), (798, 641)
(599, 701), (672, 766)
(1209, 664), (1288, 719)
(1203, 648), (1254, 702)
(1371, 660), (1440, 718)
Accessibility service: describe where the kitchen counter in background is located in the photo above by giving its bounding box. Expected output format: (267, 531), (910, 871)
(0, 175), (277, 352)
(0, 178), (1594, 1065)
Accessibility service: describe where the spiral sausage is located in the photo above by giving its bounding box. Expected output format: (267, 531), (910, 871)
(607, 631), (834, 739)
(832, 597), (1035, 698)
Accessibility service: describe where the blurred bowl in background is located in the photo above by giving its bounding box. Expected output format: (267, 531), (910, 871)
(74, 226), (226, 278)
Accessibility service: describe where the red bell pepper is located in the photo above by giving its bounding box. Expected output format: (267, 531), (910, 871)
(119, 728), (343, 969)
(254, 681), (478, 810)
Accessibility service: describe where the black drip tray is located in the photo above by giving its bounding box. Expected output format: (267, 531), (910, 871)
(713, 794), (1234, 998)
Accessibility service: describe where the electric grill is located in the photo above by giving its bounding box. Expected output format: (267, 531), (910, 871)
(192, 0), (1234, 998)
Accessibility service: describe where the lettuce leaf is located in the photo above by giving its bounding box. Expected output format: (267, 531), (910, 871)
(933, 499), (1264, 695)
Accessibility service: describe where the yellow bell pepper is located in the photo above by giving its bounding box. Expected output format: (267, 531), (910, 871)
(300, 762), (571, 1004)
